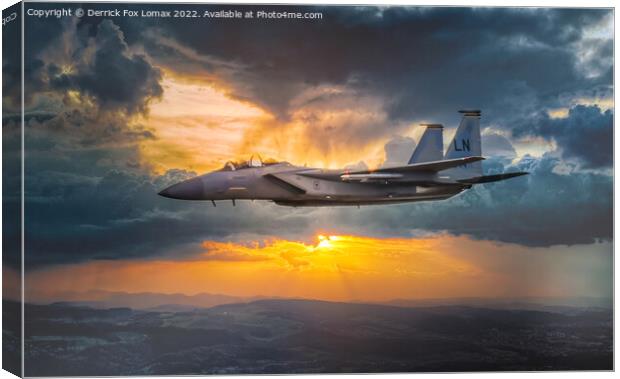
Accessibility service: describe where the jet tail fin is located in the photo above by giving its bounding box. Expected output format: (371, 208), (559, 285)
(408, 124), (444, 164)
(443, 110), (483, 180)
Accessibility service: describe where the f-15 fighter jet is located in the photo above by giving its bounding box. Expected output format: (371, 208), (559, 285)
(159, 110), (527, 207)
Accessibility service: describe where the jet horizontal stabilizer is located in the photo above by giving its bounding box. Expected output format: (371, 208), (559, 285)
(348, 156), (485, 176)
(457, 172), (528, 184)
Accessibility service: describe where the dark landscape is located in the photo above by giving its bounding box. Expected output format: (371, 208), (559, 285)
(3, 298), (612, 375)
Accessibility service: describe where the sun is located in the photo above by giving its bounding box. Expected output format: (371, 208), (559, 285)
(316, 235), (340, 249)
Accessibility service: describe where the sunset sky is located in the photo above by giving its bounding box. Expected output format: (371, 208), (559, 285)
(4, 4), (613, 303)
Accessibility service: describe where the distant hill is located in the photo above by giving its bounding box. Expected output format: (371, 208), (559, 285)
(14, 298), (613, 376)
(32, 290), (268, 310)
(380, 296), (613, 312)
(29, 290), (612, 313)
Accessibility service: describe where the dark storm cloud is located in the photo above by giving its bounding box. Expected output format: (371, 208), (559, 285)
(4, 6), (65, 109)
(20, 5), (613, 127)
(19, 115), (313, 268)
(513, 105), (613, 169)
(131, 6), (611, 125)
(23, 164), (316, 267)
(50, 20), (163, 114)
(12, 7), (163, 115)
(21, 125), (611, 268)
(16, 5), (613, 268)
(13, 13), (167, 267)
(329, 153), (612, 247)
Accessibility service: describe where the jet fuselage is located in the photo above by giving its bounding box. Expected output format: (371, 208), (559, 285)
(158, 162), (469, 206)
(158, 110), (527, 207)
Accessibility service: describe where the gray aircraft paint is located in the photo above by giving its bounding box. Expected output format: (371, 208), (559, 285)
(159, 111), (527, 207)
(408, 124), (444, 164)
(442, 111), (483, 180)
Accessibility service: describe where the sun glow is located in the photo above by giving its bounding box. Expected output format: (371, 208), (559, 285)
(139, 73), (268, 174)
(25, 234), (481, 302)
(315, 235), (339, 249)
(137, 72), (394, 175)
(24, 234), (611, 303)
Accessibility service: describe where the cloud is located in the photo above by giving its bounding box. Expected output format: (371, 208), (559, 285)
(383, 135), (416, 167)
(13, 5), (612, 270)
(113, 5), (613, 172)
(481, 132), (517, 162)
(23, 235), (612, 302)
(50, 20), (163, 114)
(133, 7), (611, 128)
(199, 241), (273, 262)
(19, 6), (613, 152)
(512, 105), (612, 169)
(328, 152), (611, 247)
(22, 156), (321, 267)
(235, 86), (400, 169)
(27, 108), (156, 150)
(21, 134), (611, 270)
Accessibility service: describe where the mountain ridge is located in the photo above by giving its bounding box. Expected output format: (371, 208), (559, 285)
(28, 289), (612, 312)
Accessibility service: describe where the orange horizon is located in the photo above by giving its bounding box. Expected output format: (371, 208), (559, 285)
(17, 234), (611, 304)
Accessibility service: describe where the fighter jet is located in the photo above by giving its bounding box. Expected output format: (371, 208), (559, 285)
(158, 110), (527, 207)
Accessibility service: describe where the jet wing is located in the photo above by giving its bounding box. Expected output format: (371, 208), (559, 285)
(347, 156), (485, 175)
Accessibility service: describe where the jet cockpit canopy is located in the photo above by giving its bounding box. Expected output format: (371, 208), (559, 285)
(220, 155), (287, 171)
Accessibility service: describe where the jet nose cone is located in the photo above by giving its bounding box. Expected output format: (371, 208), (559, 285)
(158, 177), (205, 200)
(157, 187), (175, 198)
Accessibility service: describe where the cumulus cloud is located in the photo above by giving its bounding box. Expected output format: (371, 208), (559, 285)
(513, 105), (612, 168)
(235, 86), (401, 168)
(50, 20), (163, 114)
(481, 132), (517, 162)
(383, 135), (416, 167)
(21, 126), (320, 267)
(132, 7), (612, 127)
(21, 123), (611, 269)
(328, 152), (611, 247)
(198, 241), (273, 262)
